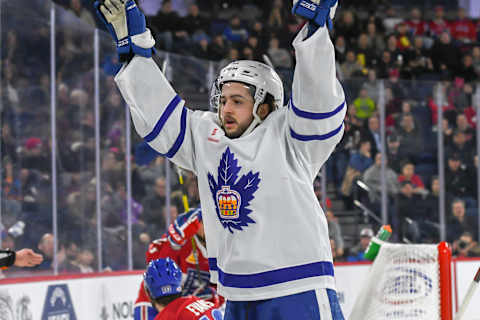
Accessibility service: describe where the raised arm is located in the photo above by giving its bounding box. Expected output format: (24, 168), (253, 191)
(287, 0), (346, 177)
(95, 0), (196, 171)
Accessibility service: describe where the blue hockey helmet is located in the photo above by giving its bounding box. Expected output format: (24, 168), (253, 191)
(144, 258), (182, 299)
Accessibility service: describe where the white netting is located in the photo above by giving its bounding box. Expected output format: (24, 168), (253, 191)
(349, 243), (441, 320)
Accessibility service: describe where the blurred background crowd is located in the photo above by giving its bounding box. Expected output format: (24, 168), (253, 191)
(2, 0), (480, 277)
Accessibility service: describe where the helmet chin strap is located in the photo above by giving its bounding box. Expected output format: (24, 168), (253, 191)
(240, 102), (263, 137)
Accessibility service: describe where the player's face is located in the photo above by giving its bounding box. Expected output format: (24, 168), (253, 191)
(219, 82), (255, 138)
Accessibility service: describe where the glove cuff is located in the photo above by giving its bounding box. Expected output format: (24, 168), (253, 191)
(292, 0), (337, 33)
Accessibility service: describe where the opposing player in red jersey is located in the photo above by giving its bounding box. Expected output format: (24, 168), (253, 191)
(135, 208), (220, 320)
(144, 257), (223, 320)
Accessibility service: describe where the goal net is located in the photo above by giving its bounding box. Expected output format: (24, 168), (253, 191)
(349, 242), (452, 320)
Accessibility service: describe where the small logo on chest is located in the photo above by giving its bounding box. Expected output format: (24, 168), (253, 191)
(208, 128), (220, 143)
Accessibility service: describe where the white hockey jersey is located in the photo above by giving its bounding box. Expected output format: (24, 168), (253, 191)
(115, 25), (346, 301)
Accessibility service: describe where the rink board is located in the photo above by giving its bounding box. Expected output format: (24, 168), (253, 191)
(0, 271), (143, 319)
(0, 259), (479, 319)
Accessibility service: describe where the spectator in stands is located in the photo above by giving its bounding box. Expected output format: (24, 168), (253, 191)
(150, 1), (187, 52)
(472, 46), (480, 76)
(429, 6), (449, 39)
(21, 137), (50, 173)
(417, 176), (441, 242)
(362, 115), (380, 157)
(36, 233), (54, 271)
(353, 88), (376, 120)
(386, 132), (402, 173)
(448, 78), (473, 112)
(362, 69), (381, 103)
(60, 239), (81, 273)
(1, 123), (17, 163)
(192, 35), (210, 60)
(447, 199), (477, 243)
(341, 140), (373, 206)
(183, 4), (209, 39)
(446, 130), (474, 167)
(445, 153), (472, 199)
(335, 10), (359, 46)
(356, 33), (376, 68)
(250, 21), (269, 50)
(397, 181), (423, 242)
(70, 0), (96, 27)
(430, 32), (462, 79)
(71, 247), (95, 273)
(407, 36), (434, 79)
(405, 7), (427, 37)
(366, 22), (385, 56)
(267, 0), (287, 31)
(363, 153), (400, 203)
(142, 177), (168, 237)
(208, 35), (228, 61)
(397, 161), (427, 196)
(223, 15), (248, 43)
(396, 113), (423, 161)
(452, 232), (480, 257)
(395, 22), (412, 51)
(450, 7), (476, 44)
(377, 50), (394, 79)
(348, 140), (373, 174)
(326, 210), (344, 261)
(347, 228), (373, 262)
(335, 36), (347, 64)
(267, 37), (292, 69)
(245, 35), (264, 61)
(219, 47), (240, 70)
(340, 50), (363, 79)
(458, 55), (478, 84)
(442, 118), (454, 147)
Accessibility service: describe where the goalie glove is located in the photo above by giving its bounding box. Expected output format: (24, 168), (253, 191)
(94, 0), (155, 62)
(292, 0), (338, 35)
(168, 208), (202, 250)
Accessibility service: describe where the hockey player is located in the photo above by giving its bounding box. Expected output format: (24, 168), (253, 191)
(96, 0), (345, 318)
(134, 208), (221, 320)
(0, 248), (43, 269)
(144, 257), (223, 320)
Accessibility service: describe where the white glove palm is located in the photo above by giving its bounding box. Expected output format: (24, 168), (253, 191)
(100, 0), (128, 40)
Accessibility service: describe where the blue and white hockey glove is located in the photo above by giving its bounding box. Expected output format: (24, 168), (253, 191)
(292, 0), (338, 36)
(168, 208), (202, 250)
(94, 0), (155, 62)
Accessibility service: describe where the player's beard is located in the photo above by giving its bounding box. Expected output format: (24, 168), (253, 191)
(222, 117), (251, 138)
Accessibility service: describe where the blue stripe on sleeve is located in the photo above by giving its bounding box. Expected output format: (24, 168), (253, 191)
(290, 97), (345, 120)
(211, 260), (334, 289)
(144, 107), (188, 159)
(290, 122), (344, 141)
(163, 107), (187, 158)
(144, 95), (182, 142)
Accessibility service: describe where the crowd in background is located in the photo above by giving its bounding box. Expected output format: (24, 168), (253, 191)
(1, 0), (480, 276)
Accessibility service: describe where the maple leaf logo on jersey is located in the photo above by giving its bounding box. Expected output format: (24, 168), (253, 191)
(207, 147), (260, 233)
